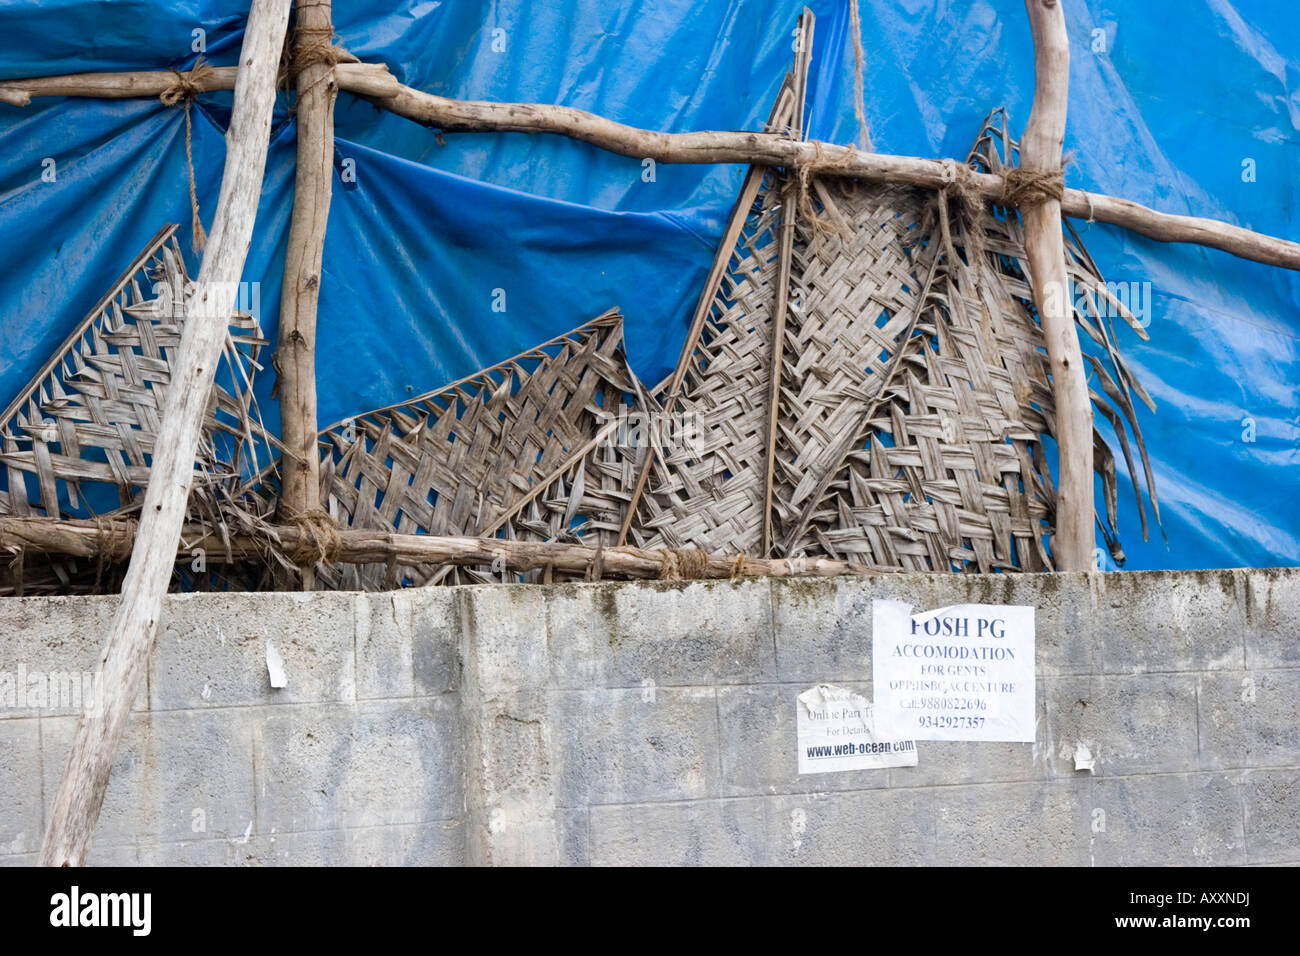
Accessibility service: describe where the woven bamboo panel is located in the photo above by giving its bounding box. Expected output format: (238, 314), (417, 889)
(775, 115), (1156, 571)
(0, 225), (265, 522)
(786, 181), (1058, 571)
(0, 225), (268, 594)
(410, 411), (648, 586)
(312, 309), (636, 588)
(610, 113), (1154, 572)
(768, 182), (936, 549)
(627, 168), (786, 554)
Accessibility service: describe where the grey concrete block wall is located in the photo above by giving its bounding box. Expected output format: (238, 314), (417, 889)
(0, 590), (463, 865)
(0, 567), (1296, 865)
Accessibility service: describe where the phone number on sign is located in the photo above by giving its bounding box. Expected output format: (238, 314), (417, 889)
(917, 715), (985, 730)
(905, 697), (988, 711)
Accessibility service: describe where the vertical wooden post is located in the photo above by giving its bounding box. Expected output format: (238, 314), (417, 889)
(39, 0), (293, 867)
(1021, 0), (1093, 571)
(276, 0), (337, 589)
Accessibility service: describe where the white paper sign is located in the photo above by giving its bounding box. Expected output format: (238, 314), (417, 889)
(796, 683), (918, 774)
(872, 600), (1035, 742)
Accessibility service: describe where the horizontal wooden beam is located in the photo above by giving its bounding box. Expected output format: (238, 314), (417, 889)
(0, 515), (889, 580)
(363, 84), (1300, 271)
(2, 64), (1297, 270)
(0, 62), (398, 104)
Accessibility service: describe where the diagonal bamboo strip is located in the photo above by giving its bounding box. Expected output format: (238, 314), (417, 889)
(615, 75), (798, 547)
(762, 9), (814, 556)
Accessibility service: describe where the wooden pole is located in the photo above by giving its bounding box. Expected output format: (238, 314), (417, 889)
(1020, 0), (1091, 571)
(38, 0), (293, 867)
(0, 515), (894, 580)
(4, 65), (1300, 271)
(359, 83), (1300, 271)
(276, 0), (337, 588)
(0, 62), (397, 101)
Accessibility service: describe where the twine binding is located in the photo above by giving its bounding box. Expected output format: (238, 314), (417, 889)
(160, 58), (216, 253)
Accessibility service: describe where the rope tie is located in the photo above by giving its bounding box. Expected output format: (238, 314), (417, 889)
(283, 507), (343, 567)
(657, 548), (710, 580)
(160, 58), (216, 252)
(938, 158), (985, 216)
(730, 553), (749, 578)
(92, 515), (136, 592)
(1000, 167), (1065, 209)
(159, 59), (215, 106)
(847, 0), (872, 151)
(785, 141), (855, 245)
(287, 25), (353, 83)
(657, 549), (678, 580)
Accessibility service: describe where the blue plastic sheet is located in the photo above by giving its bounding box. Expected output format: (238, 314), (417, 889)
(0, 0), (1295, 569)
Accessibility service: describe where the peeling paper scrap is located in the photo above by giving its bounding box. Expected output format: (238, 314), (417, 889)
(1073, 741), (1096, 773)
(266, 642), (287, 689)
(796, 683), (918, 775)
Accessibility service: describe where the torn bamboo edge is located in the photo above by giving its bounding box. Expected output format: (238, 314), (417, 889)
(37, 0), (294, 869)
(276, 0), (337, 590)
(1, 64), (1297, 271)
(0, 515), (892, 579)
(1021, 0), (1092, 572)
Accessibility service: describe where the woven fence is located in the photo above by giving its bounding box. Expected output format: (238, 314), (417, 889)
(1, 109), (1158, 591)
(0, 225), (267, 594)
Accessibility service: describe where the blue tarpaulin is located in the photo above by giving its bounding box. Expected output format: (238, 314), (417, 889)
(0, 1), (1296, 570)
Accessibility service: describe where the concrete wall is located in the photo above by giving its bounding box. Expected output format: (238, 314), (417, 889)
(0, 568), (1296, 866)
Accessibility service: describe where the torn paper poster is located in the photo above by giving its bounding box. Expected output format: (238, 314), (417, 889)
(872, 599), (1036, 742)
(796, 683), (918, 775)
(265, 642), (288, 689)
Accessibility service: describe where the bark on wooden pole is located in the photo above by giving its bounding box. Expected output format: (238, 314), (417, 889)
(276, 0), (337, 588)
(1020, 0), (1092, 571)
(5, 67), (1300, 271)
(0, 62), (397, 101)
(0, 515), (894, 580)
(38, 0), (293, 867)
